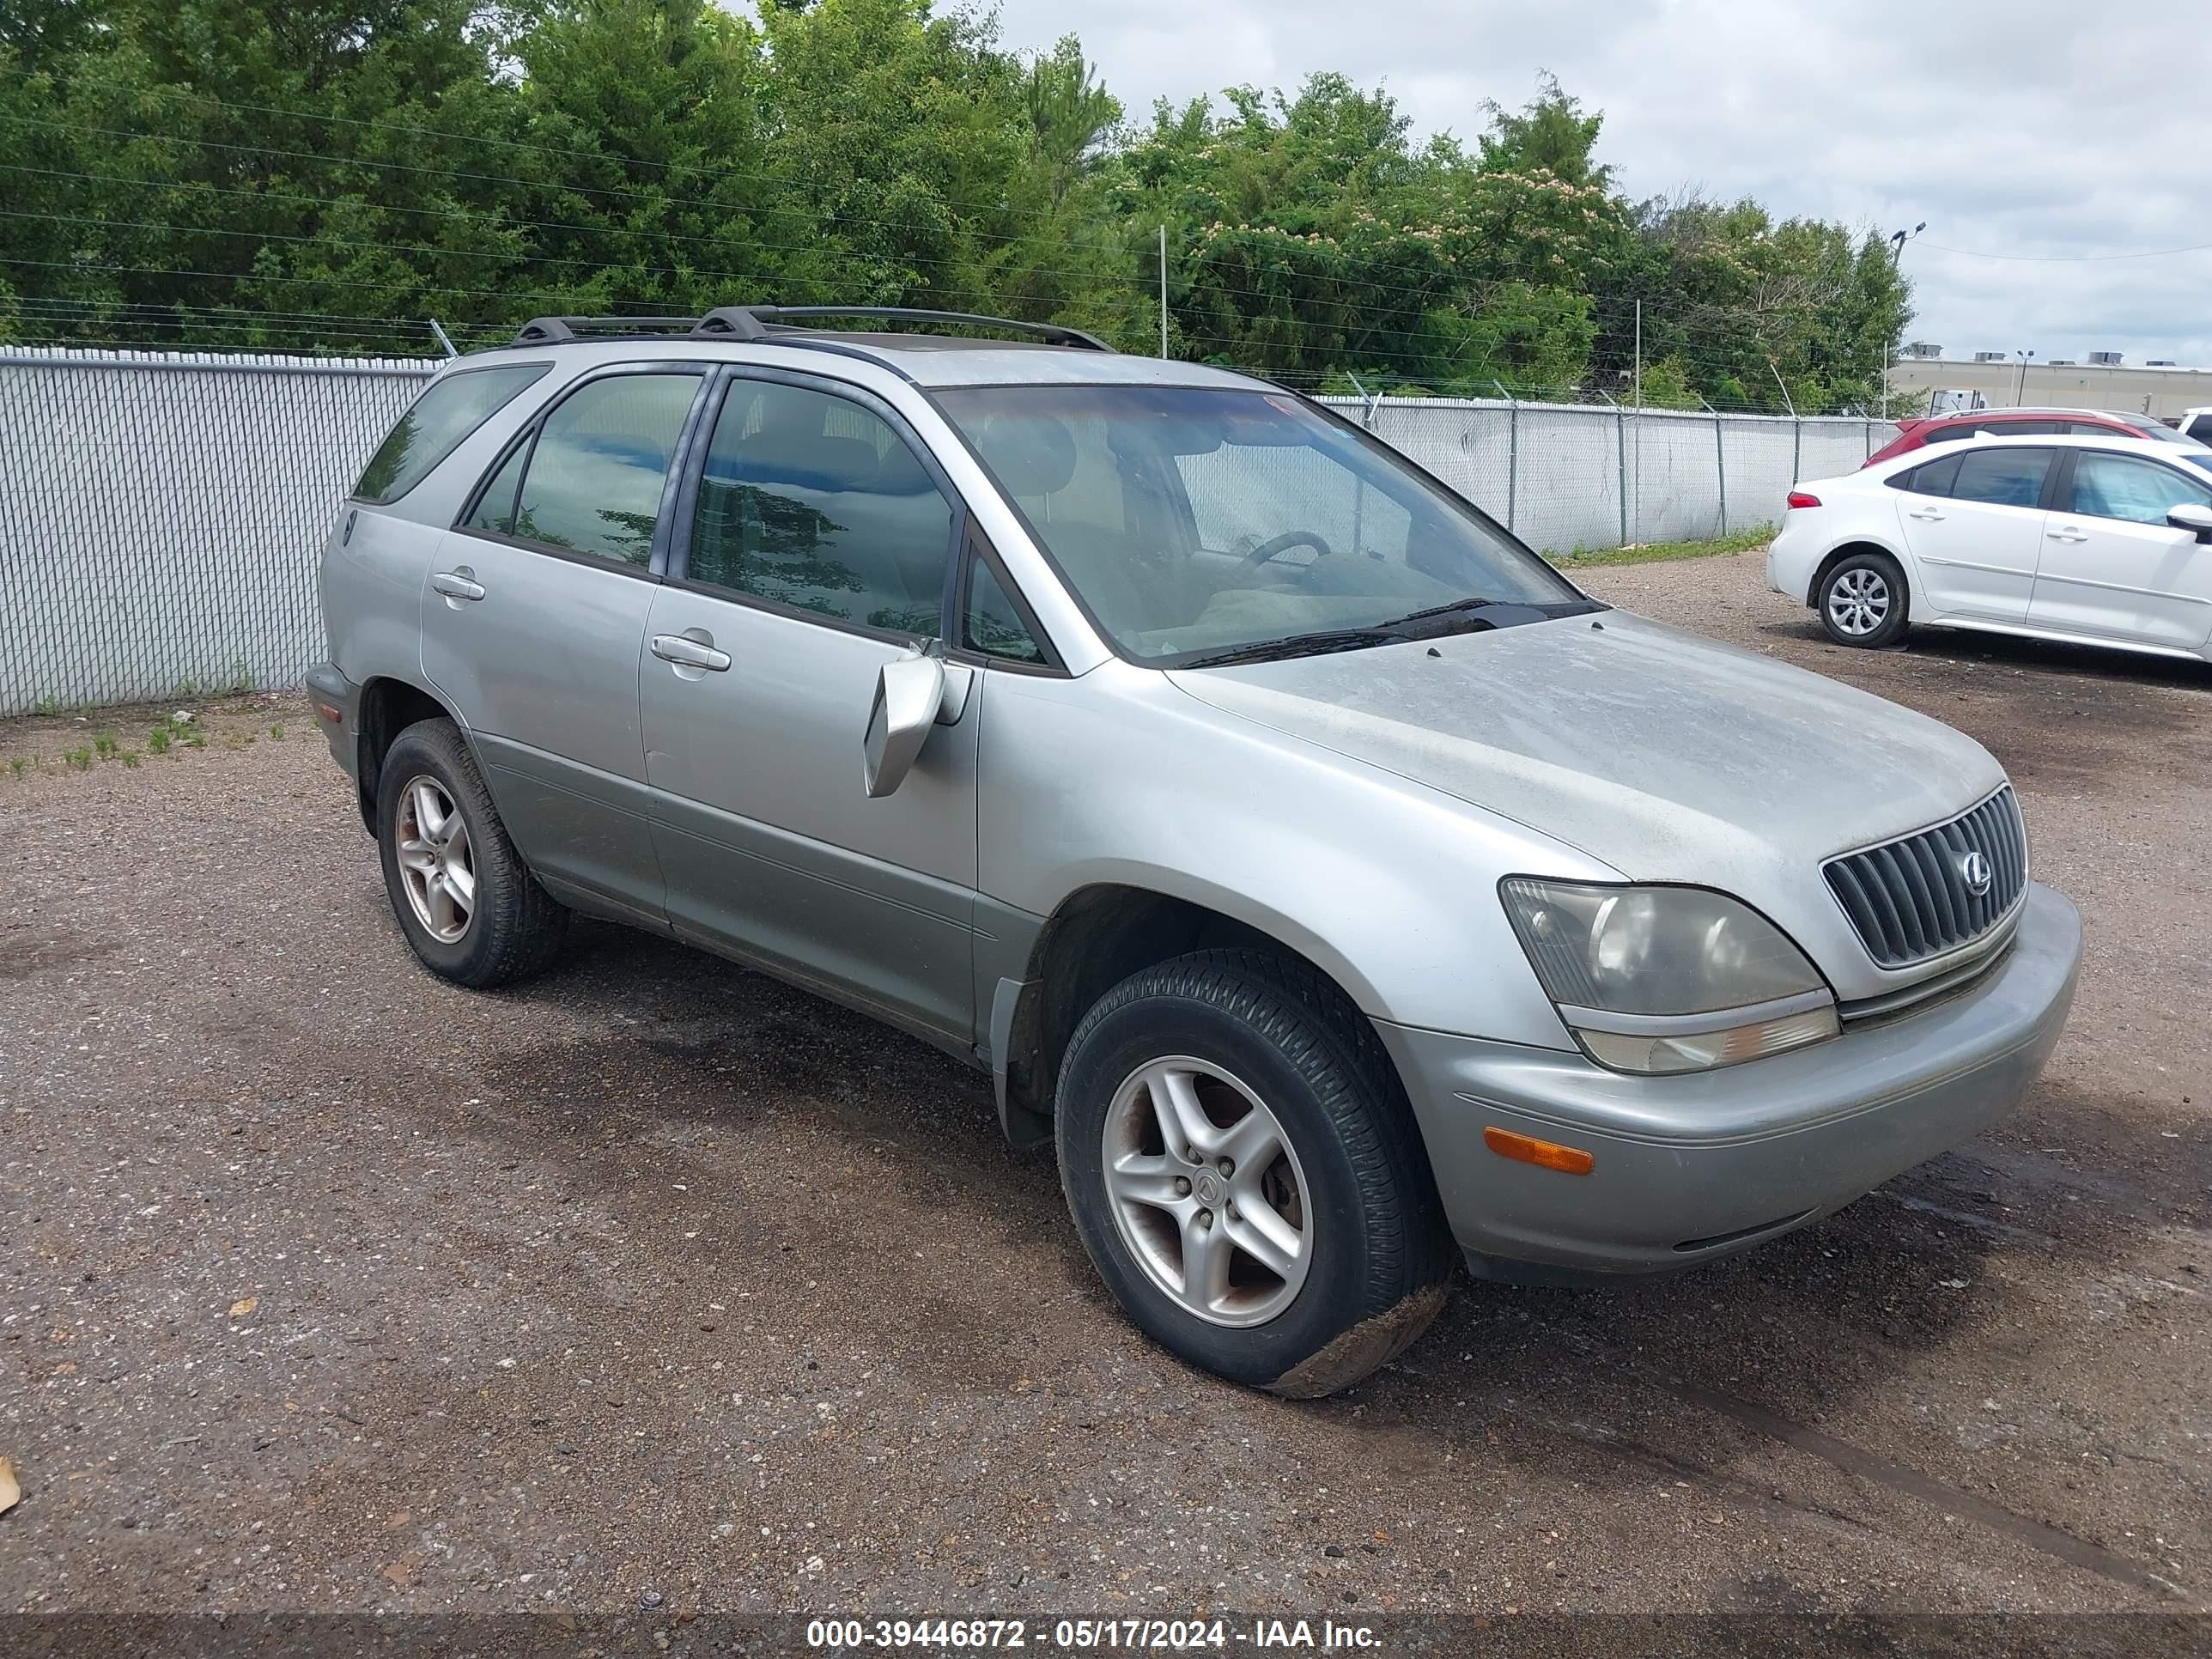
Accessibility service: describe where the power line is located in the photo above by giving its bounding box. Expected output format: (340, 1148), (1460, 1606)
(1922, 240), (2212, 264)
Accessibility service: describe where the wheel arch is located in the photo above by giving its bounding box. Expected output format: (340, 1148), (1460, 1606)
(354, 675), (463, 834)
(1807, 538), (1911, 611)
(991, 878), (1391, 1152)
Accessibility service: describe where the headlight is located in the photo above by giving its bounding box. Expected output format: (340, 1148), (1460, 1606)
(1499, 878), (1838, 1074)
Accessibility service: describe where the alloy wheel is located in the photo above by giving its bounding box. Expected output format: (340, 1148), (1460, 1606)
(1099, 1057), (1313, 1328)
(1828, 567), (1891, 636)
(393, 775), (476, 944)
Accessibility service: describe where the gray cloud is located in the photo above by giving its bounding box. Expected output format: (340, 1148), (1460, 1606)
(989, 0), (2212, 366)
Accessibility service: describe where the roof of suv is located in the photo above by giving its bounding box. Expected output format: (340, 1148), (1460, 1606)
(468, 306), (1261, 392)
(1911, 406), (2153, 425)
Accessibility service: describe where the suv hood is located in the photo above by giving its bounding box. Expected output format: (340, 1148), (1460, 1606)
(1166, 611), (2007, 982)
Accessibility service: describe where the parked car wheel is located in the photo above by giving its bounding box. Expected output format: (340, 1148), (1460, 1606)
(1818, 550), (1911, 648)
(1056, 949), (1453, 1397)
(374, 717), (567, 988)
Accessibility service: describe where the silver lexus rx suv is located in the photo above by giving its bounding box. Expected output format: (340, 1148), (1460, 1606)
(311, 306), (2081, 1395)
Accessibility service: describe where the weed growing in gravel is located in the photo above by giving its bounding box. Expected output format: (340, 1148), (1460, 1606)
(183, 730), (205, 750)
(65, 746), (90, 770)
(8, 757), (24, 775)
(146, 724), (172, 755)
(270, 724), (284, 740)
(33, 694), (62, 716)
(94, 732), (117, 758)
(120, 750), (140, 769)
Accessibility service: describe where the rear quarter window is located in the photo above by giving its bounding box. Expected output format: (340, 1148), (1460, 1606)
(1889, 453), (1965, 495)
(354, 364), (551, 504)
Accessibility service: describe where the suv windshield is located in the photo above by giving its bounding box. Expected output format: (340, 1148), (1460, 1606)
(936, 386), (1589, 665)
(2117, 413), (2197, 445)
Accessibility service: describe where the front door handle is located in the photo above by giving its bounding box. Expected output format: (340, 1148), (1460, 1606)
(651, 630), (732, 674)
(2045, 526), (2088, 544)
(430, 568), (486, 603)
(1908, 508), (1945, 521)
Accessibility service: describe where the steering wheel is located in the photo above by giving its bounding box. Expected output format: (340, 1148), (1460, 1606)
(1239, 528), (1336, 570)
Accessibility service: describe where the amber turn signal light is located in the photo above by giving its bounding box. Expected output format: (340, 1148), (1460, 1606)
(1482, 1125), (1595, 1176)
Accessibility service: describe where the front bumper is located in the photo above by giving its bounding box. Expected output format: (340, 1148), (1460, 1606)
(1376, 881), (2081, 1280)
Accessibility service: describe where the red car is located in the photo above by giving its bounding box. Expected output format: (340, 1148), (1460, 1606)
(1863, 405), (2203, 467)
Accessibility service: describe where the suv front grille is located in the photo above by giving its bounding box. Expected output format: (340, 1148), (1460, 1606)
(1824, 787), (2027, 969)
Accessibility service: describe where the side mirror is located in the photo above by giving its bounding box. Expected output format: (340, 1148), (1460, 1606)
(2168, 502), (2212, 543)
(862, 651), (947, 799)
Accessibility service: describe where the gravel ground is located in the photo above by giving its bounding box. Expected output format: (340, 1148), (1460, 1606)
(2, 550), (2206, 1619)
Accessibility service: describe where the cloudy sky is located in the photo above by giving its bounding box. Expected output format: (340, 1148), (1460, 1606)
(989, 0), (2212, 368)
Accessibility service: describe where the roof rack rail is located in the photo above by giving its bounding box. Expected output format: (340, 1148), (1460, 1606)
(511, 315), (703, 346)
(693, 305), (1113, 352)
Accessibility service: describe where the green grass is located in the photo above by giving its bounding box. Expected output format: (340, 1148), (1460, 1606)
(32, 694), (62, 717)
(146, 724), (172, 755)
(270, 724), (284, 740)
(1548, 524), (1775, 570)
(8, 757), (24, 775)
(93, 732), (117, 758)
(64, 746), (91, 771)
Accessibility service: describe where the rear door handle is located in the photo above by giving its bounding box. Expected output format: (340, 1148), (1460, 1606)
(651, 631), (732, 673)
(2045, 526), (2088, 544)
(430, 568), (486, 602)
(1907, 508), (1945, 521)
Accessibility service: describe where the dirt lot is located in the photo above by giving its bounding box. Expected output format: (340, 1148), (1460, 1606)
(3, 549), (2207, 1619)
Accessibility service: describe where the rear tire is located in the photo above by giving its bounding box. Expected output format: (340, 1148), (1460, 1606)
(1056, 949), (1452, 1397)
(1817, 550), (1910, 648)
(374, 717), (567, 988)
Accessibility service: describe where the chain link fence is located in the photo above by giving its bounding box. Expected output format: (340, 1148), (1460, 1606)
(0, 349), (1899, 716)
(1316, 394), (1899, 552)
(0, 347), (433, 716)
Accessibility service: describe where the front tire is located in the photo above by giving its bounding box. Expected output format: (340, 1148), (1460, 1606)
(1817, 550), (1910, 648)
(374, 717), (567, 988)
(1056, 950), (1452, 1397)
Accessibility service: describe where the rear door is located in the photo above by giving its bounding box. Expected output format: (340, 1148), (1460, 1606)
(2030, 449), (2212, 649)
(421, 364), (710, 923)
(639, 368), (981, 1043)
(1891, 446), (2057, 622)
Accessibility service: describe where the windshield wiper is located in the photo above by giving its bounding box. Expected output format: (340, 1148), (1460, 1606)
(1176, 627), (1405, 668)
(1382, 596), (1601, 630)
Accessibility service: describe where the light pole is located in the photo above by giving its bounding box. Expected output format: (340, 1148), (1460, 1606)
(2014, 348), (2035, 406)
(1883, 222), (1924, 420)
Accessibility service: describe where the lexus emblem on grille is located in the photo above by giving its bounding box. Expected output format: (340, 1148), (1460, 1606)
(1957, 849), (1994, 897)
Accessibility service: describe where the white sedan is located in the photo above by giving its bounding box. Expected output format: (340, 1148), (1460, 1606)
(1768, 432), (2212, 662)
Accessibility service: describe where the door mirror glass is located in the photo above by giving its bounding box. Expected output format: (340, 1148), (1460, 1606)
(863, 652), (947, 799)
(2167, 502), (2212, 541)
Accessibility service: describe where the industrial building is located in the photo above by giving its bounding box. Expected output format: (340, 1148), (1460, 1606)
(1886, 348), (2212, 419)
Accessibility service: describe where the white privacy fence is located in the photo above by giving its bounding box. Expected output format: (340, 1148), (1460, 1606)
(0, 348), (1899, 716)
(0, 348), (432, 715)
(1316, 394), (1899, 554)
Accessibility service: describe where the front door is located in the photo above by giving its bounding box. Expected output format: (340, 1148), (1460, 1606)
(640, 369), (980, 1042)
(2031, 449), (2212, 650)
(1892, 445), (2057, 622)
(420, 366), (708, 921)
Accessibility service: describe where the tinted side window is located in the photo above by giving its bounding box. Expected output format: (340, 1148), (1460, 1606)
(687, 380), (954, 635)
(1894, 453), (1964, 496)
(1921, 425), (1975, 446)
(965, 558), (1044, 662)
(465, 438), (530, 535)
(356, 365), (550, 503)
(2069, 453), (2212, 525)
(1948, 448), (2053, 508)
(512, 373), (699, 567)
(2187, 416), (2212, 445)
